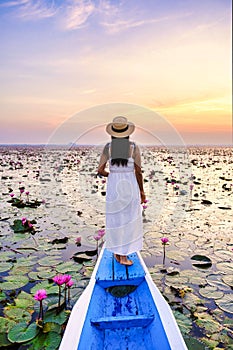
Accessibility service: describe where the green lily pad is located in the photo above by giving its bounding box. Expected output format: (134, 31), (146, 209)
(38, 256), (62, 266)
(0, 332), (12, 347)
(0, 261), (12, 273)
(1, 275), (29, 290)
(173, 311), (192, 335)
(42, 322), (61, 333)
(222, 275), (233, 288)
(183, 336), (207, 350)
(0, 317), (16, 333)
(56, 261), (81, 274)
(166, 250), (187, 261)
(195, 312), (221, 334)
(4, 307), (32, 323)
(216, 262), (233, 275)
(215, 294), (233, 314)
(191, 255), (212, 269)
(8, 322), (39, 343)
(199, 286), (224, 299)
(30, 281), (58, 295)
(14, 291), (34, 308)
(0, 291), (7, 302)
(26, 331), (61, 350)
(43, 309), (68, 325)
(206, 274), (231, 291)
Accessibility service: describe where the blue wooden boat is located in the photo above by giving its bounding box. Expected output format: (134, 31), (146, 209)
(59, 247), (188, 350)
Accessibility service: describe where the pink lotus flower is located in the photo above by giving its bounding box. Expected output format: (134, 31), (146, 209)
(144, 199), (148, 203)
(190, 184), (194, 191)
(63, 274), (71, 284)
(53, 274), (65, 286)
(10, 193), (14, 197)
(94, 235), (101, 241)
(20, 188), (24, 194)
(98, 229), (105, 237)
(75, 236), (81, 245)
(25, 191), (30, 195)
(142, 205), (147, 210)
(66, 279), (74, 288)
(161, 237), (169, 245)
(34, 289), (47, 301)
(22, 217), (27, 225)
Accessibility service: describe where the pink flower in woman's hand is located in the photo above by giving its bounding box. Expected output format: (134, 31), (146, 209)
(98, 229), (105, 237)
(53, 274), (65, 286)
(34, 289), (47, 301)
(63, 274), (71, 284)
(161, 237), (169, 245)
(66, 279), (74, 288)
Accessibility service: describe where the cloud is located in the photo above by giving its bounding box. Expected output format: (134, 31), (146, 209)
(0, 0), (57, 20)
(62, 0), (95, 30)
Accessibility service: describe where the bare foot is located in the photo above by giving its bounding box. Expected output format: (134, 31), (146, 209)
(114, 254), (121, 263)
(120, 255), (133, 266)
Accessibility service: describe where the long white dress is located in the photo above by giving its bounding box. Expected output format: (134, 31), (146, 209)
(105, 146), (143, 255)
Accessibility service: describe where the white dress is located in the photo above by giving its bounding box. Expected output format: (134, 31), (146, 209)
(105, 146), (143, 255)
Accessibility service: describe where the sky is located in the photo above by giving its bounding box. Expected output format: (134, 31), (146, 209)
(0, 0), (232, 145)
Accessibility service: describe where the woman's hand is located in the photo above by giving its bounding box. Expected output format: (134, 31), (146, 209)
(140, 191), (146, 204)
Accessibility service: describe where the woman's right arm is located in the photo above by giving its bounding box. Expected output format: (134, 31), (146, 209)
(134, 144), (146, 203)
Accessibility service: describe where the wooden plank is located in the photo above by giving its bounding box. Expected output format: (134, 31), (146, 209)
(96, 249), (113, 283)
(113, 256), (127, 281)
(96, 249), (145, 288)
(91, 314), (154, 329)
(127, 253), (145, 280)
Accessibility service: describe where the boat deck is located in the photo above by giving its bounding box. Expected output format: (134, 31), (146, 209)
(77, 249), (172, 349)
(96, 249), (146, 287)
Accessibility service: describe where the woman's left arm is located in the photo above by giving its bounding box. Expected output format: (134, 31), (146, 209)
(97, 144), (109, 177)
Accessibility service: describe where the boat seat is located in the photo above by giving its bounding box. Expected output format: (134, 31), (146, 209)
(91, 314), (154, 329)
(96, 249), (145, 288)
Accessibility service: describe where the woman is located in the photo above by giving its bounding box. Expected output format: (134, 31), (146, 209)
(98, 116), (146, 266)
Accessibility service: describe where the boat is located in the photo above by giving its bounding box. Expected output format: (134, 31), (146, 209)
(59, 247), (188, 350)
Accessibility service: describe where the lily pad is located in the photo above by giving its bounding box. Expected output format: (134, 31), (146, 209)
(56, 261), (81, 274)
(30, 281), (58, 295)
(14, 291), (34, 308)
(43, 309), (68, 325)
(38, 256), (62, 266)
(8, 322), (39, 343)
(0, 261), (12, 273)
(206, 274), (231, 291)
(1, 275), (29, 290)
(199, 286), (224, 299)
(4, 307), (32, 323)
(27, 331), (61, 350)
(191, 255), (212, 269)
(195, 312), (221, 334)
(173, 311), (192, 335)
(222, 275), (233, 288)
(215, 294), (233, 314)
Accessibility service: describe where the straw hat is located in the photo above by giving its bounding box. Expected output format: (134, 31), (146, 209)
(106, 116), (135, 138)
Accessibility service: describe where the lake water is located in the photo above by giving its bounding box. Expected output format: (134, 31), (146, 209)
(0, 145), (232, 349)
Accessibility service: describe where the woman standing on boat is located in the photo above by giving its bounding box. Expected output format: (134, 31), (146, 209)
(98, 116), (146, 266)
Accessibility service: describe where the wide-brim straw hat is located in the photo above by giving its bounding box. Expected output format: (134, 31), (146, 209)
(106, 116), (135, 138)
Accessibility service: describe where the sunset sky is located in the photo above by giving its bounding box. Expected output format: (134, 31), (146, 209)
(0, 0), (232, 145)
